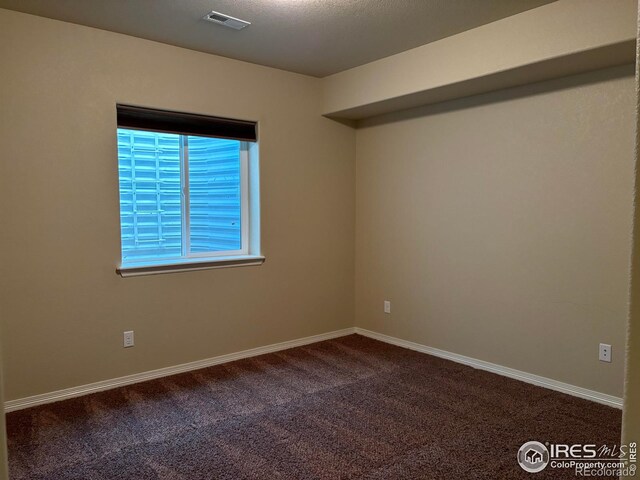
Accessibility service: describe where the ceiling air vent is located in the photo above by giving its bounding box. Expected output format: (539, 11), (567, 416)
(203, 11), (251, 30)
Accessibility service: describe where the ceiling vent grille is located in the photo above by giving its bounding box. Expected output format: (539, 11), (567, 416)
(203, 11), (251, 30)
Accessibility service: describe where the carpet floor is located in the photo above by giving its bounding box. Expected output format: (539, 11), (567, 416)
(7, 334), (621, 479)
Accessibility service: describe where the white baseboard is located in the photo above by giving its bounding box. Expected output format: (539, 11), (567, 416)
(355, 327), (623, 409)
(5, 326), (622, 412)
(4, 327), (357, 412)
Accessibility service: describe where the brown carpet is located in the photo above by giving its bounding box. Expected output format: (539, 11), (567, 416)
(7, 335), (621, 479)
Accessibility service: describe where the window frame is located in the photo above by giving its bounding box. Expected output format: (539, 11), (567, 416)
(115, 106), (262, 277)
(178, 138), (250, 260)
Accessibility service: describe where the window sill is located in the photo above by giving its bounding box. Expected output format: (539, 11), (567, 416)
(116, 255), (265, 278)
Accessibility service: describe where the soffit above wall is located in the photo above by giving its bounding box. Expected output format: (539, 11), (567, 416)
(322, 0), (638, 120)
(0, 0), (554, 77)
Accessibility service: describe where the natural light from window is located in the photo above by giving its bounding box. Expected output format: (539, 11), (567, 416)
(117, 129), (248, 265)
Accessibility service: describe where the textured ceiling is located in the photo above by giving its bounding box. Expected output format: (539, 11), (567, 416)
(0, 0), (556, 77)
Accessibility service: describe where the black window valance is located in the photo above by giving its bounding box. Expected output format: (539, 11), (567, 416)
(117, 105), (257, 142)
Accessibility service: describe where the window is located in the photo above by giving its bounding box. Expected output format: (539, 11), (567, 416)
(116, 106), (262, 277)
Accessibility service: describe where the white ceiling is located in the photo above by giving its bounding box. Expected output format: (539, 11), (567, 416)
(0, 0), (556, 77)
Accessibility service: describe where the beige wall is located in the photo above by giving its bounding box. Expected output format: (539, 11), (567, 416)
(0, 9), (355, 401)
(622, 3), (640, 460)
(355, 65), (636, 397)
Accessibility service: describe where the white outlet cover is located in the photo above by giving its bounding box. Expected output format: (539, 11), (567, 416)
(384, 301), (391, 314)
(124, 331), (135, 348)
(599, 343), (611, 363)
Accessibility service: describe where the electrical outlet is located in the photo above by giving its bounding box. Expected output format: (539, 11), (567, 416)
(124, 331), (135, 348)
(599, 343), (611, 363)
(384, 300), (391, 314)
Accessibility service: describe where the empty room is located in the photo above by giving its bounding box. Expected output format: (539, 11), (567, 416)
(1, 0), (640, 478)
